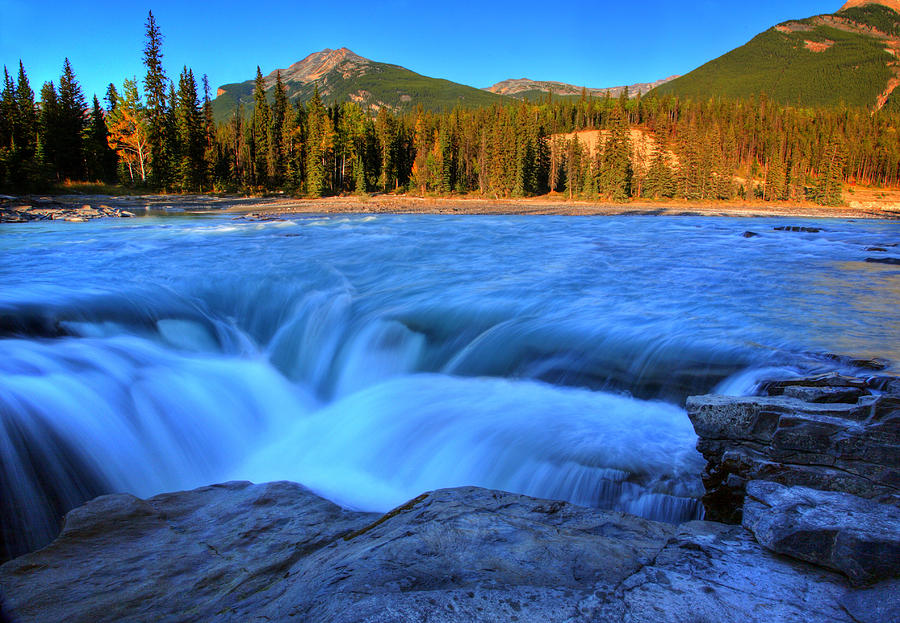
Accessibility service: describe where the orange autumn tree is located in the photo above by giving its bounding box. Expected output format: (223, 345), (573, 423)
(107, 78), (149, 183)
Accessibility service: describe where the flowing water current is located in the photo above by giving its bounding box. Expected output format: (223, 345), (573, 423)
(1, 211), (898, 558)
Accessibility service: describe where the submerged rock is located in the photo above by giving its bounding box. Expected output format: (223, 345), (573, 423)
(743, 481), (900, 586)
(774, 226), (822, 233)
(0, 481), (864, 623)
(866, 257), (900, 265)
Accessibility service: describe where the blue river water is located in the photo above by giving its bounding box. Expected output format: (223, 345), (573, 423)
(1, 212), (898, 558)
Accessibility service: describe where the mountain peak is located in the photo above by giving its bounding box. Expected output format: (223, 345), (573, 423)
(486, 76), (679, 99)
(273, 47), (369, 85)
(840, 0), (900, 13)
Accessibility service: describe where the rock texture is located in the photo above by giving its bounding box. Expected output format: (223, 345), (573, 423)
(0, 481), (866, 623)
(686, 373), (900, 523)
(743, 480), (900, 586)
(0, 197), (135, 222)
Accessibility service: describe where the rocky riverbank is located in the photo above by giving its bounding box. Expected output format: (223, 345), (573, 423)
(3, 192), (900, 221)
(1, 481), (894, 623)
(0, 196), (136, 222)
(0, 371), (897, 622)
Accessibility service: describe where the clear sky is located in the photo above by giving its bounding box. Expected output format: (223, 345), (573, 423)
(1, 1), (844, 102)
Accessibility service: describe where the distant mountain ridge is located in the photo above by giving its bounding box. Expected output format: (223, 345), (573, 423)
(654, 1), (900, 110)
(485, 76), (679, 100)
(841, 0), (900, 12)
(211, 48), (506, 121)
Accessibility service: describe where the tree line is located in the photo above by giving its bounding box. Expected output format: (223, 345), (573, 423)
(2, 11), (899, 206)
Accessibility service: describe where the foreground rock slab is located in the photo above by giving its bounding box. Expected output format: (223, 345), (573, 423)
(743, 480), (900, 586)
(0, 481), (868, 623)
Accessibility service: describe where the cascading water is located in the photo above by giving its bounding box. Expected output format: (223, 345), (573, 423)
(1, 213), (898, 560)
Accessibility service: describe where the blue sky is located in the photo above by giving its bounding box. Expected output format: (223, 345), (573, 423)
(1, 1), (843, 101)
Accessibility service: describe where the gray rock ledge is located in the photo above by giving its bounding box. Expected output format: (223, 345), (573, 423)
(743, 480), (900, 586)
(0, 481), (874, 623)
(686, 386), (900, 523)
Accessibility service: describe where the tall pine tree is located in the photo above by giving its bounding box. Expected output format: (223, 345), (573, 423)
(143, 11), (170, 188)
(84, 95), (117, 182)
(56, 58), (87, 180)
(251, 67), (270, 187)
(304, 86), (332, 196)
(175, 67), (204, 190)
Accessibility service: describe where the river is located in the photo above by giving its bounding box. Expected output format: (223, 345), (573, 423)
(1, 212), (898, 559)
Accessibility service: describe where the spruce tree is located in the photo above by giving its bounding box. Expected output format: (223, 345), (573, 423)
(14, 62), (37, 170)
(251, 67), (270, 187)
(0, 68), (16, 187)
(201, 75), (216, 189)
(598, 103), (632, 202)
(105, 83), (119, 112)
(84, 95), (117, 182)
(305, 86), (332, 196)
(38, 81), (61, 180)
(375, 107), (396, 192)
(271, 71), (288, 187)
(176, 67), (204, 190)
(143, 11), (170, 188)
(165, 81), (180, 185)
(56, 58), (87, 180)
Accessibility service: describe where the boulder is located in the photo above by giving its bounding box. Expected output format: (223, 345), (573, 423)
(743, 481), (900, 586)
(0, 482), (863, 623)
(686, 380), (900, 523)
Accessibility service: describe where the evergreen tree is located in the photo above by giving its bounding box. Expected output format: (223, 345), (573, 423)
(251, 66), (270, 187)
(38, 81), (61, 180)
(164, 81), (180, 188)
(644, 143), (675, 198)
(14, 62), (37, 168)
(304, 86), (332, 196)
(175, 67), (204, 190)
(0, 68), (16, 186)
(201, 75), (216, 189)
(764, 149), (787, 202)
(813, 137), (846, 206)
(437, 117), (452, 194)
(597, 103), (632, 202)
(271, 71), (288, 187)
(375, 107), (397, 192)
(143, 11), (170, 188)
(84, 95), (117, 182)
(105, 83), (119, 112)
(56, 58), (87, 180)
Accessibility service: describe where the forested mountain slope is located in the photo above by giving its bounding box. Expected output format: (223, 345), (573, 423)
(212, 48), (506, 121)
(654, 2), (900, 110)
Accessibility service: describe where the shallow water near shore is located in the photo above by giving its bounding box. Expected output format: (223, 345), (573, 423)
(1, 212), (898, 558)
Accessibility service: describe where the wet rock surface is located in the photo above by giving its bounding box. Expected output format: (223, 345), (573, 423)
(686, 372), (900, 523)
(0, 481), (867, 623)
(743, 480), (900, 586)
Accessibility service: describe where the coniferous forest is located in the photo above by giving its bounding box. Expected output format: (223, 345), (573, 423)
(2, 12), (900, 206)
